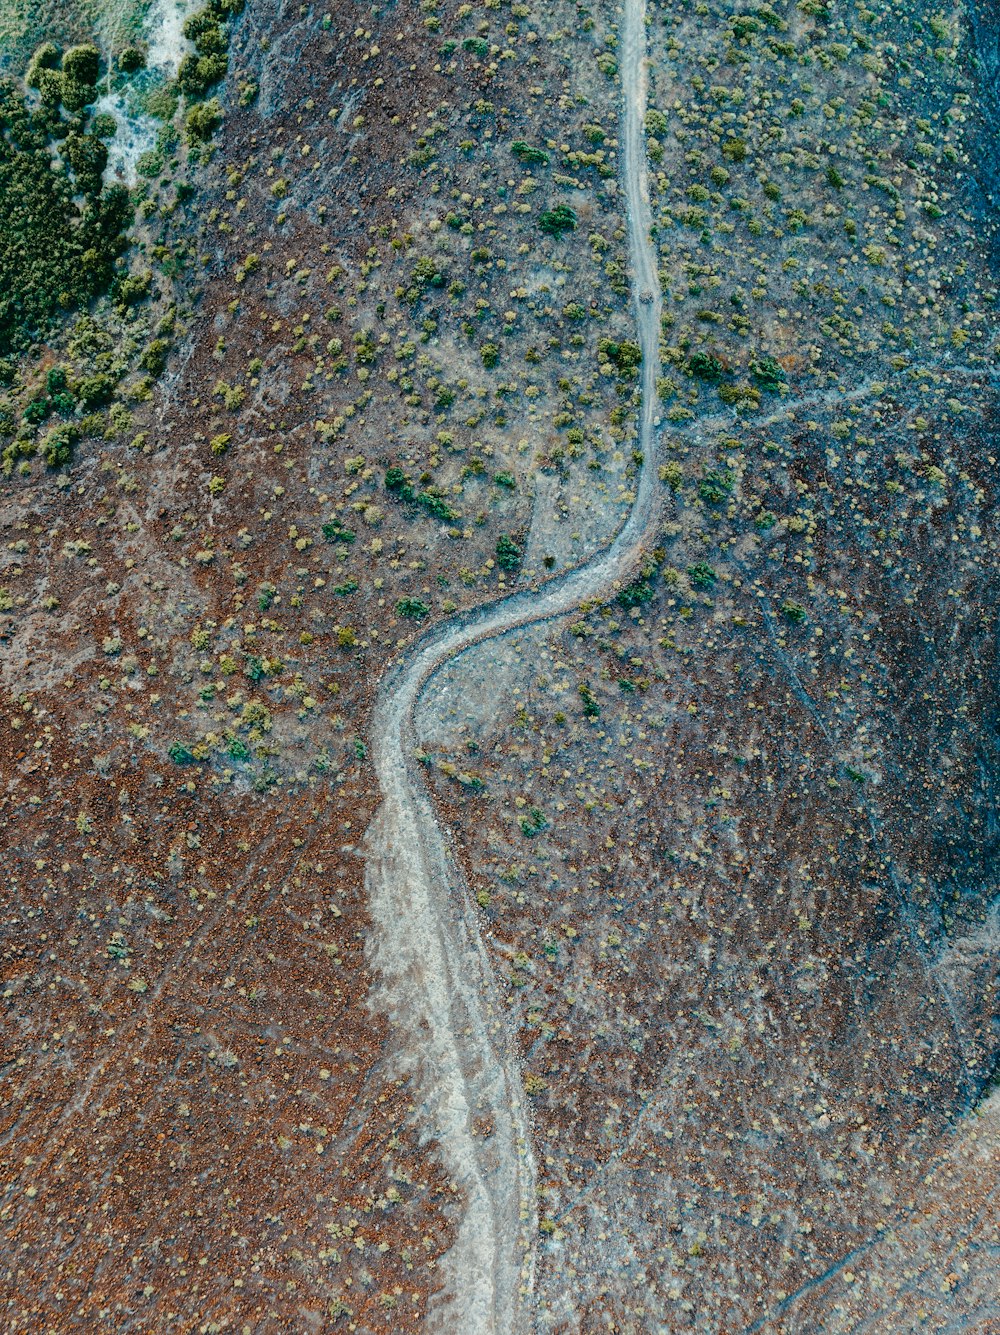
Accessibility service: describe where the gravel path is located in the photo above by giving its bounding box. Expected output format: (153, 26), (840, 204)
(362, 0), (660, 1327)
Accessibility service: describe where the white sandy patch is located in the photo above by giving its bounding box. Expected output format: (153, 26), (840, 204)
(96, 90), (157, 184)
(99, 0), (193, 185)
(146, 0), (195, 75)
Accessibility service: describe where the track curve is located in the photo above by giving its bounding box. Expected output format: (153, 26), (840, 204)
(362, 0), (660, 1328)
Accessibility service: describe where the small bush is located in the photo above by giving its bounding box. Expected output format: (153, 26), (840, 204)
(579, 682), (601, 718)
(118, 46), (147, 72)
(41, 423), (77, 468)
(617, 578), (654, 607)
(322, 519), (356, 544)
(496, 534), (521, 571)
(520, 807), (549, 838)
(749, 354), (786, 391)
(539, 204), (577, 236)
(511, 140), (548, 164)
(687, 561), (717, 589)
(688, 350), (726, 382)
(698, 469), (733, 504)
(185, 97), (224, 143)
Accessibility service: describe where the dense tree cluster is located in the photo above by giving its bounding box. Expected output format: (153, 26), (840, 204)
(0, 70), (130, 352)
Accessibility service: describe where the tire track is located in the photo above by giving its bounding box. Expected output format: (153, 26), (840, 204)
(362, 0), (660, 1328)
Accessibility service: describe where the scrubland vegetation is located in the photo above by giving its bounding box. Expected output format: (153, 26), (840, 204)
(1, 0), (998, 1327)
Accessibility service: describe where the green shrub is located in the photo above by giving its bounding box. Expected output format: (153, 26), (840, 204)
(578, 682), (601, 718)
(116, 271), (152, 306)
(496, 534), (521, 571)
(697, 470), (733, 503)
(520, 807), (549, 837)
(687, 561), (717, 589)
(749, 354), (786, 391)
(73, 373), (112, 409)
(26, 43), (60, 88)
(411, 255), (445, 288)
(385, 465), (414, 499)
(722, 136), (748, 162)
(397, 597), (430, 619)
(417, 490), (458, 522)
(688, 350), (726, 381)
(511, 140), (548, 164)
(65, 132), (108, 194)
(62, 44), (99, 84)
(184, 10), (227, 50)
(118, 46), (147, 73)
(36, 69), (65, 107)
(91, 112), (118, 138)
(178, 54), (228, 99)
(41, 423), (77, 468)
(322, 519), (356, 543)
(617, 578), (653, 607)
(140, 338), (169, 375)
(539, 204), (577, 236)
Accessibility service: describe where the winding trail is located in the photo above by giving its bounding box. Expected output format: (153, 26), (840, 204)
(362, 0), (660, 1328)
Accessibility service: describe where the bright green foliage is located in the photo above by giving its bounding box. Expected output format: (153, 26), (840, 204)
(397, 598), (430, 619)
